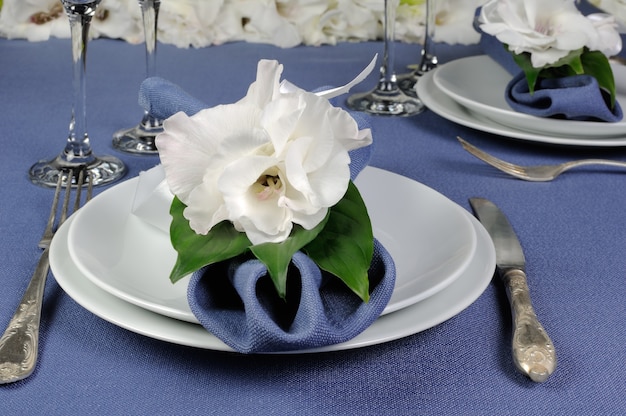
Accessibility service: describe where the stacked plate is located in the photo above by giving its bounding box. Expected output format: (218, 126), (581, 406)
(49, 167), (496, 353)
(417, 55), (626, 147)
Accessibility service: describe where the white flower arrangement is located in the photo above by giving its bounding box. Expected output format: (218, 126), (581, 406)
(159, 59), (376, 301)
(158, 59), (371, 246)
(479, 0), (622, 103)
(0, 0), (486, 48)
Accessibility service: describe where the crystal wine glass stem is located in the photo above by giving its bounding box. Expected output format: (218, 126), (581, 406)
(141, 0), (159, 80)
(140, 0), (160, 123)
(62, 1), (100, 162)
(379, 0), (399, 90)
(418, 0), (437, 74)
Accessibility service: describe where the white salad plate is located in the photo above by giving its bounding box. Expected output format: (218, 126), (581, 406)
(418, 65), (626, 147)
(433, 55), (626, 139)
(65, 167), (477, 322)
(49, 170), (496, 353)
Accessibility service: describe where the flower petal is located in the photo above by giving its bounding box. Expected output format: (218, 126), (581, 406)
(241, 59), (283, 108)
(183, 178), (229, 235)
(156, 111), (220, 202)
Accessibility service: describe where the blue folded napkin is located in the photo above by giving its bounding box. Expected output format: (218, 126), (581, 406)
(476, 19), (623, 122)
(139, 76), (394, 353)
(505, 71), (623, 122)
(188, 239), (395, 353)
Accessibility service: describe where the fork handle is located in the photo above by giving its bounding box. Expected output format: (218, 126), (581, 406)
(502, 268), (557, 382)
(0, 249), (49, 384)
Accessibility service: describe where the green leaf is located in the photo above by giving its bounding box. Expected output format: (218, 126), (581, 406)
(510, 48), (586, 94)
(168, 196), (251, 283)
(581, 49), (617, 108)
(511, 52), (542, 94)
(250, 215), (329, 300)
(543, 48), (584, 75)
(303, 181), (373, 303)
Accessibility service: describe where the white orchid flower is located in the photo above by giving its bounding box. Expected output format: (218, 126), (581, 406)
(156, 59), (372, 245)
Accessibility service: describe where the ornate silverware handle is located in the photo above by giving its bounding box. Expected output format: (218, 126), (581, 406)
(501, 268), (557, 382)
(0, 249), (49, 384)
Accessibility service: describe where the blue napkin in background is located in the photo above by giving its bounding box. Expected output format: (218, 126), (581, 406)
(139, 76), (395, 353)
(505, 71), (623, 121)
(476, 11), (623, 122)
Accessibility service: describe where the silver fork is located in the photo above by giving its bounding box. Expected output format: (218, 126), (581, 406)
(0, 169), (93, 384)
(457, 136), (626, 181)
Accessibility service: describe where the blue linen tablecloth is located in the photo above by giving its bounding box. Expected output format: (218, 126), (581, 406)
(1, 35), (626, 415)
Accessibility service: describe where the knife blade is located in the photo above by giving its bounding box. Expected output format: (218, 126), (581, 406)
(469, 197), (556, 382)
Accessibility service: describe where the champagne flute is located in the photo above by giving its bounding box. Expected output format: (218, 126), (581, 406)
(346, 0), (424, 116)
(398, 0), (438, 97)
(112, 0), (162, 154)
(29, 0), (126, 187)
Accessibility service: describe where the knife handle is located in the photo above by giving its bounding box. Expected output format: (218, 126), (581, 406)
(501, 269), (557, 382)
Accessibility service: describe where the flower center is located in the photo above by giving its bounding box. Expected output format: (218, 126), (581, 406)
(95, 7), (110, 22)
(252, 169), (283, 201)
(30, 4), (63, 25)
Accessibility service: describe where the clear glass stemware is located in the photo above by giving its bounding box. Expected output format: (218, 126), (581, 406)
(346, 0), (424, 116)
(397, 0), (438, 97)
(112, 0), (162, 154)
(29, 0), (126, 188)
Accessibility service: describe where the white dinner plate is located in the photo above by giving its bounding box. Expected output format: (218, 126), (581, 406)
(49, 203), (495, 353)
(418, 66), (626, 147)
(433, 55), (626, 139)
(65, 167), (477, 323)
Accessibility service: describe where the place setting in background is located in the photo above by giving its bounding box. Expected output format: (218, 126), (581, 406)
(418, 0), (626, 147)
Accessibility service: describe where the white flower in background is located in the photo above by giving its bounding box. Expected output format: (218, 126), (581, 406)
(0, 0), (68, 41)
(224, 0), (301, 48)
(317, 1), (381, 45)
(157, 0), (224, 48)
(276, 0), (381, 46)
(0, 0), (489, 47)
(479, 0), (621, 68)
(91, 0), (142, 44)
(396, 1), (424, 44)
(396, 0), (489, 45)
(156, 60), (372, 245)
(433, 0), (486, 45)
(275, 0), (336, 46)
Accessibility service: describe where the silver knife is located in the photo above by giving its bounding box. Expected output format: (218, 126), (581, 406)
(469, 197), (556, 382)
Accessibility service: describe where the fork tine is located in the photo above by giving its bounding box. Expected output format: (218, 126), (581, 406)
(58, 170), (74, 227)
(457, 136), (529, 178)
(85, 170), (94, 202)
(60, 168), (93, 228)
(38, 173), (65, 248)
(72, 169), (84, 213)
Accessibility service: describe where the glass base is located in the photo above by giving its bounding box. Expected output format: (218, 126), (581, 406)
(29, 153), (127, 188)
(397, 73), (420, 98)
(346, 83), (424, 117)
(112, 122), (162, 154)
